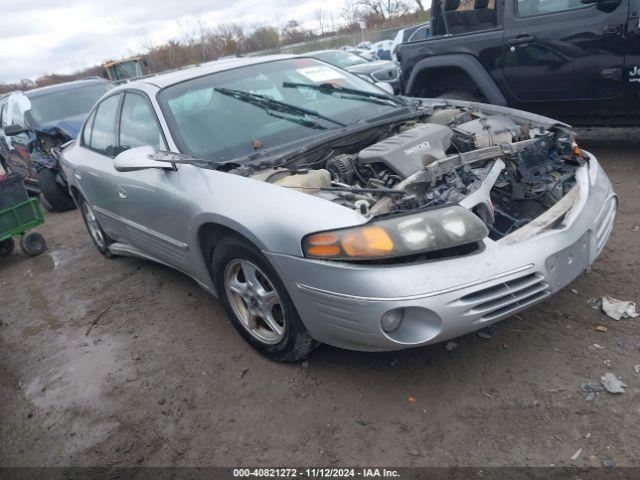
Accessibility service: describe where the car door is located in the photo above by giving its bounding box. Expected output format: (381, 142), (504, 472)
(114, 91), (191, 270)
(503, 0), (628, 102)
(74, 93), (130, 241)
(627, 0), (640, 89)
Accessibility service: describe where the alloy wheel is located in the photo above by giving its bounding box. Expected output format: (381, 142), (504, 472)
(83, 202), (106, 249)
(224, 259), (285, 345)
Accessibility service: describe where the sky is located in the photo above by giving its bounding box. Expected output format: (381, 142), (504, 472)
(0, 0), (346, 83)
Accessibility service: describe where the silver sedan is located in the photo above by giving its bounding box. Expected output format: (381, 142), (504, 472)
(61, 55), (616, 361)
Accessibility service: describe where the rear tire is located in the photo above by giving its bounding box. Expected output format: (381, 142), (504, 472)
(78, 197), (115, 259)
(37, 168), (75, 212)
(20, 232), (46, 257)
(212, 236), (316, 362)
(0, 238), (15, 257)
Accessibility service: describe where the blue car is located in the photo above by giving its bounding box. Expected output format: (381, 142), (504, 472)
(0, 78), (112, 211)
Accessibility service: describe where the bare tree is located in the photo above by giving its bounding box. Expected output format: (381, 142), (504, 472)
(245, 25), (280, 51)
(342, 0), (364, 25)
(356, 0), (409, 19)
(315, 9), (327, 35)
(414, 0), (427, 11)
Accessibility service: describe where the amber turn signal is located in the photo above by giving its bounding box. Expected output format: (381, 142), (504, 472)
(341, 226), (394, 257)
(305, 233), (340, 257)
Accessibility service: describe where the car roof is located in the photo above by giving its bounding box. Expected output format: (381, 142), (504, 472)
(133, 54), (296, 90)
(25, 78), (110, 98)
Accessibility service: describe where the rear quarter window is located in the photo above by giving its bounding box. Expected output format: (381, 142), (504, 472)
(87, 94), (120, 157)
(82, 110), (96, 147)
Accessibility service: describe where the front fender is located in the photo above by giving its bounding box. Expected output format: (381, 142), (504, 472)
(183, 166), (367, 257)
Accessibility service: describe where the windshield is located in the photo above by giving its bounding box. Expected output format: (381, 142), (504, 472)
(109, 60), (143, 81)
(28, 83), (113, 126)
(315, 51), (369, 68)
(158, 58), (399, 161)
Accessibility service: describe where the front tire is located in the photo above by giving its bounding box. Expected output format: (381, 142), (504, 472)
(40, 193), (54, 212)
(37, 168), (75, 212)
(212, 236), (316, 362)
(78, 197), (115, 259)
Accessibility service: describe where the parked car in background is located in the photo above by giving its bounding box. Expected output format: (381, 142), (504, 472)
(391, 23), (431, 62)
(62, 55), (616, 361)
(0, 78), (113, 211)
(375, 40), (394, 60)
(340, 44), (380, 61)
(309, 50), (400, 93)
(397, 0), (640, 126)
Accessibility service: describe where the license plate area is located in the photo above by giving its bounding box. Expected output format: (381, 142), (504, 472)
(545, 232), (591, 291)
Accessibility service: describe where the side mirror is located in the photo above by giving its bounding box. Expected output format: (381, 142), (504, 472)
(375, 82), (395, 95)
(3, 124), (29, 136)
(114, 145), (170, 172)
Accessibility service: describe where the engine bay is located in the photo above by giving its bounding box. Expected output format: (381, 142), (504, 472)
(246, 104), (583, 241)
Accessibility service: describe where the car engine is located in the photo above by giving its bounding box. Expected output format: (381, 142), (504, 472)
(248, 104), (583, 241)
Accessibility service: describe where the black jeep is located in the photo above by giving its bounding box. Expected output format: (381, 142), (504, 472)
(397, 0), (640, 126)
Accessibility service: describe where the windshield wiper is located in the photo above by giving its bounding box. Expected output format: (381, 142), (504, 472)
(214, 87), (346, 129)
(282, 82), (401, 106)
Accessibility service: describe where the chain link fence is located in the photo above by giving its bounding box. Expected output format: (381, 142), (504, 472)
(248, 26), (409, 57)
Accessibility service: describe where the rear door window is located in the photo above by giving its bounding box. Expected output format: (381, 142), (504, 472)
(88, 94), (120, 156)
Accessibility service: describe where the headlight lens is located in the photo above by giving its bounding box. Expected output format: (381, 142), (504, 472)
(302, 206), (488, 261)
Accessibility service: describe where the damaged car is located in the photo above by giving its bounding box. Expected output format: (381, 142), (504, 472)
(60, 56), (617, 361)
(0, 78), (113, 211)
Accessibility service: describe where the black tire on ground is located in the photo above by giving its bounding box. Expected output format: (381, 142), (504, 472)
(36, 168), (75, 212)
(78, 197), (116, 259)
(437, 91), (485, 102)
(40, 193), (55, 212)
(0, 238), (15, 257)
(212, 236), (316, 362)
(20, 232), (46, 256)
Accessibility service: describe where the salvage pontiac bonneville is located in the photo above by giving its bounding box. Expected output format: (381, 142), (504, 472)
(60, 56), (617, 361)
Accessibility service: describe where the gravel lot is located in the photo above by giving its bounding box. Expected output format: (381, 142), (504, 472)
(1, 130), (639, 468)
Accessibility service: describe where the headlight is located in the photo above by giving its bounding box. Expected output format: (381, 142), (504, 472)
(302, 206), (488, 261)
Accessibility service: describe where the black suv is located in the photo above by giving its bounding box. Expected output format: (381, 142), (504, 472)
(397, 0), (640, 126)
(0, 78), (112, 211)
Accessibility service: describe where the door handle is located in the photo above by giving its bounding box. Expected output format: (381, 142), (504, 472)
(117, 188), (128, 200)
(507, 35), (537, 47)
(74, 171), (82, 180)
(603, 24), (623, 36)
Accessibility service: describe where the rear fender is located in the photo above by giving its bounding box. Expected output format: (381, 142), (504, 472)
(405, 54), (507, 106)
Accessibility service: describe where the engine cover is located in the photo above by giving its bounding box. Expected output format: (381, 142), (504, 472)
(357, 123), (453, 178)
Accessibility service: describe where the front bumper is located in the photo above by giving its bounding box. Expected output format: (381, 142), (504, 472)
(266, 153), (617, 351)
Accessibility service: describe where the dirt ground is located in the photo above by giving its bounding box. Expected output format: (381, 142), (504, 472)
(1, 129), (639, 468)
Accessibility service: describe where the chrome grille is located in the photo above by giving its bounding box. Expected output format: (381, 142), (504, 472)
(458, 273), (551, 322)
